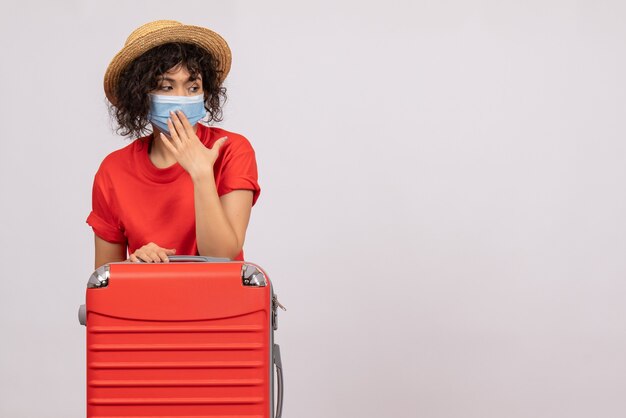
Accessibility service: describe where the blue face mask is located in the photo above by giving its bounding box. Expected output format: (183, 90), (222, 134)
(147, 93), (207, 136)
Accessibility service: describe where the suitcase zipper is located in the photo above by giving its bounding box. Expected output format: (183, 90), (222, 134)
(272, 294), (286, 330)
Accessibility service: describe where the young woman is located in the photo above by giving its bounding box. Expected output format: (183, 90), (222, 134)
(87, 20), (261, 269)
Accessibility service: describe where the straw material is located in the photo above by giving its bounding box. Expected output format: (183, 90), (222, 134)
(103, 20), (232, 106)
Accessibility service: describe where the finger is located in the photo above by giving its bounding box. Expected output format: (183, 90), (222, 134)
(160, 132), (179, 155)
(175, 110), (196, 138)
(129, 254), (139, 263)
(136, 250), (158, 263)
(166, 116), (184, 144)
(147, 251), (162, 263)
(169, 111), (188, 142)
(134, 252), (151, 263)
(165, 248), (177, 255)
(157, 250), (170, 263)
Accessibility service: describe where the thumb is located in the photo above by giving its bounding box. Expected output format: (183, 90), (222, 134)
(212, 136), (228, 152)
(165, 248), (176, 255)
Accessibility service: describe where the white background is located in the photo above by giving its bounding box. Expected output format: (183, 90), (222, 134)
(1, 1), (626, 417)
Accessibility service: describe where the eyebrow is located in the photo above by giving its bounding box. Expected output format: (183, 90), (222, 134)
(159, 76), (201, 83)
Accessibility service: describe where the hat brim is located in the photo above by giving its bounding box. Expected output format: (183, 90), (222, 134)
(103, 25), (232, 106)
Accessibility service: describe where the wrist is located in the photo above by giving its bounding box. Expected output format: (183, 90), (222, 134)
(190, 169), (215, 185)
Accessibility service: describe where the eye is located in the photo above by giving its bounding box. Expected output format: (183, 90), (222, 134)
(159, 85), (172, 91)
(190, 85), (200, 93)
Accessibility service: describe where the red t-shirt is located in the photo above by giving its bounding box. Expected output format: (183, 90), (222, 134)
(86, 123), (261, 261)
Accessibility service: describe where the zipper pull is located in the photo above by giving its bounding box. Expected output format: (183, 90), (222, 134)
(273, 295), (287, 311)
(276, 298), (287, 311)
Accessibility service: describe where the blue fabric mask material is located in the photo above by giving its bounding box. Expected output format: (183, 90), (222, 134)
(148, 93), (207, 135)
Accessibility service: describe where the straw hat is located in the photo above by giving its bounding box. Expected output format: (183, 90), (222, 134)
(103, 20), (232, 106)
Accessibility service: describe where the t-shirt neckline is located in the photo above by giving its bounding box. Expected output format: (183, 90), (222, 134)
(136, 123), (209, 184)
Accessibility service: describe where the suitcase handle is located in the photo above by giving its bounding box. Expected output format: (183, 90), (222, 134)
(169, 255), (231, 262)
(274, 343), (284, 418)
(135, 255), (231, 263)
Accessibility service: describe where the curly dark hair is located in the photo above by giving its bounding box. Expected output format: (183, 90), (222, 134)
(108, 42), (227, 139)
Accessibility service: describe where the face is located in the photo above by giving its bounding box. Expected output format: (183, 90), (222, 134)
(151, 64), (204, 97)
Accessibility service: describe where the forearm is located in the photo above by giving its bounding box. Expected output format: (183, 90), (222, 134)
(192, 173), (240, 259)
(94, 235), (127, 269)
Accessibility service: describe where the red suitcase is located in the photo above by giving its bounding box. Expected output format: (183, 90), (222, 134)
(78, 256), (285, 418)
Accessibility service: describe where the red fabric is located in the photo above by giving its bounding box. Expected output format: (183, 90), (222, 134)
(86, 123), (261, 261)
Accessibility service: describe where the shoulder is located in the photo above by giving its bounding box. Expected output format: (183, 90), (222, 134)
(95, 138), (146, 179)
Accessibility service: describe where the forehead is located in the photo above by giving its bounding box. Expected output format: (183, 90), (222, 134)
(159, 64), (201, 80)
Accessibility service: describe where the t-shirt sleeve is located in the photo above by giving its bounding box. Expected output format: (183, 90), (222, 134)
(217, 140), (262, 206)
(86, 167), (126, 244)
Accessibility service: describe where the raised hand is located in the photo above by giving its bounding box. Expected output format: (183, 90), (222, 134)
(160, 109), (227, 181)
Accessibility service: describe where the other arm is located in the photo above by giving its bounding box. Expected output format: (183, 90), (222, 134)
(193, 174), (254, 259)
(94, 234), (127, 270)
